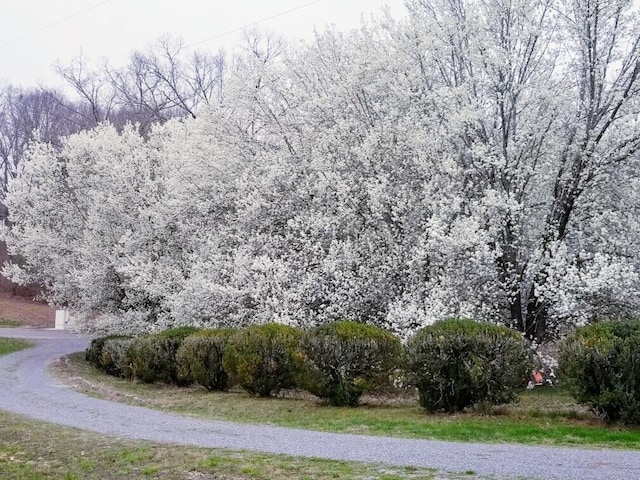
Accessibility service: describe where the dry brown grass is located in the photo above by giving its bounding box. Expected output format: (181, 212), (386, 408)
(0, 292), (54, 327)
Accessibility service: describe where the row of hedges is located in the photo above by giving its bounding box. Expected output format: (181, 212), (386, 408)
(86, 319), (533, 410)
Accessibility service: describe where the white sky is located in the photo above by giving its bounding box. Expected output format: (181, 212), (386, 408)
(0, 0), (408, 91)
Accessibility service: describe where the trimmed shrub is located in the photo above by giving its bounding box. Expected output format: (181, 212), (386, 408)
(407, 319), (532, 412)
(100, 336), (135, 377)
(176, 329), (236, 390)
(85, 335), (131, 373)
(126, 336), (173, 383)
(296, 320), (403, 406)
(127, 327), (200, 384)
(559, 320), (640, 424)
(223, 323), (301, 397)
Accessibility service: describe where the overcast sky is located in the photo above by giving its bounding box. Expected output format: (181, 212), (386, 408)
(1, 0), (407, 91)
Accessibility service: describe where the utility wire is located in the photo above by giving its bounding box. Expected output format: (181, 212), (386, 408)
(1, 0), (322, 51)
(0, 0), (113, 48)
(185, 0), (322, 49)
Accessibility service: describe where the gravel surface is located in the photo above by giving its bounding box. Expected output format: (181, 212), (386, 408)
(1, 327), (640, 480)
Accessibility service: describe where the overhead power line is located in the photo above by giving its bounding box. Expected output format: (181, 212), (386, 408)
(0, 0), (113, 49)
(1, 0), (322, 52)
(186, 0), (323, 49)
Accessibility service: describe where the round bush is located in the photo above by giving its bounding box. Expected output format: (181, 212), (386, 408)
(296, 320), (403, 406)
(559, 320), (640, 424)
(223, 323), (301, 397)
(127, 326), (200, 384)
(85, 335), (131, 373)
(86, 335), (113, 367)
(407, 319), (532, 412)
(100, 336), (135, 377)
(176, 329), (236, 390)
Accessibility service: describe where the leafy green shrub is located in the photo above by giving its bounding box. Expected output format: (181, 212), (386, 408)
(296, 320), (403, 406)
(176, 329), (236, 390)
(559, 320), (640, 424)
(100, 336), (135, 377)
(85, 335), (131, 373)
(86, 335), (112, 367)
(223, 323), (301, 396)
(407, 319), (532, 412)
(127, 327), (200, 384)
(126, 336), (173, 383)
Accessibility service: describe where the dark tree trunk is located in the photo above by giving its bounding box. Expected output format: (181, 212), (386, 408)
(525, 283), (548, 342)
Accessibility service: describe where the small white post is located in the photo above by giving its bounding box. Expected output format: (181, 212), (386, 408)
(55, 309), (69, 330)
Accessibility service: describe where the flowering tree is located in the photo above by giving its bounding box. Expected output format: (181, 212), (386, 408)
(400, 0), (640, 338)
(3, 0), (640, 339)
(2, 124), (160, 332)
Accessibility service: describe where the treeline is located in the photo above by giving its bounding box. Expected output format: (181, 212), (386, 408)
(0, 35), (228, 200)
(3, 1), (640, 341)
(0, 36), (230, 297)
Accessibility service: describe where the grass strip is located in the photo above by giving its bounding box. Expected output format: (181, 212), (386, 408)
(0, 319), (22, 328)
(54, 353), (640, 450)
(0, 337), (33, 356)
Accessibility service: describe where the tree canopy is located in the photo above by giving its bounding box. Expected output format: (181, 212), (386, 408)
(3, 0), (640, 339)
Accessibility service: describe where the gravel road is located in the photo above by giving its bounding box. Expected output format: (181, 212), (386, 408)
(1, 327), (640, 480)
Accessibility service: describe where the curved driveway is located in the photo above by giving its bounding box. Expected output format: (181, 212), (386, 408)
(1, 327), (640, 480)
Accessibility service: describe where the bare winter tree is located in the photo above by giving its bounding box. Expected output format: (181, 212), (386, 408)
(57, 36), (227, 134)
(0, 86), (85, 196)
(55, 53), (117, 126)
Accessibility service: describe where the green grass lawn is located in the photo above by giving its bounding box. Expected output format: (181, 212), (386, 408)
(54, 353), (640, 450)
(0, 319), (22, 327)
(0, 337), (33, 356)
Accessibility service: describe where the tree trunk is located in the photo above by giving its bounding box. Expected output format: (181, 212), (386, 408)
(525, 282), (548, 342)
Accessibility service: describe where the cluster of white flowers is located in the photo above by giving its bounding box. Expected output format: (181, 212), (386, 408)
(3, 0), (640, 338)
